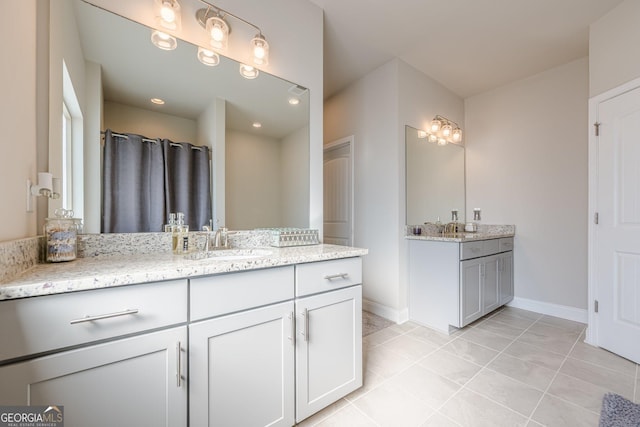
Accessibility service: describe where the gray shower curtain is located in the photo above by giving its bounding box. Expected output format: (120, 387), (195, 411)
(102, 130), (212, 233)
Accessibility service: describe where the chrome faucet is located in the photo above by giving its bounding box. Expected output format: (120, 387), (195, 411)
(213, 227), (229, 250)
(201, 225), (229, 251)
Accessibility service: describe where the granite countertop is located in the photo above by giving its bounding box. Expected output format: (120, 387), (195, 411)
(404, 224), (515, 243)
(405, 231), (515, 243)
(0, 244), (368, 301)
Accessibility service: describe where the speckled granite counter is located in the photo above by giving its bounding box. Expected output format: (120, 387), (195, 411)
(405, 224), (515, 243)
(0, 244), (367, 301)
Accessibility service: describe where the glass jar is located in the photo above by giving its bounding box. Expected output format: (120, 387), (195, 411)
(44, 217), (77, 262)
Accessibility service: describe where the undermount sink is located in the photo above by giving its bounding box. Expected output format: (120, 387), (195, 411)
(184, 248), (274, 261)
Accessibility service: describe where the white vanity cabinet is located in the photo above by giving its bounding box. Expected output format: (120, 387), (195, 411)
(294, 258), (363, 422)
(0, 255), (364, 427)
(188, 266), (296, 427)
(409, 237), (514, 333)
(188, 259), (363, 426)
(0, 280), (189, 427)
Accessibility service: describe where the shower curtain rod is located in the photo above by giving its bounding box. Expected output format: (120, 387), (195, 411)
(100, 131), (204, 151)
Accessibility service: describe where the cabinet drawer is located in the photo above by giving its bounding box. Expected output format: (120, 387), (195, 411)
(0, 280), (187, 363)
(460, 239), (500, 260)
(190, 266), (294, 321)
(295, 257), (362, 297)
(499, 237), (514, 252)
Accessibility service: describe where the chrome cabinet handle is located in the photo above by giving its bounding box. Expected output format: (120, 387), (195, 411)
(301, 308), (309, 342)
(70, 308), (139, 324)
(324, 273), (349, 280)
(176, 341), (182, 388)
(288, 311), (295, 344)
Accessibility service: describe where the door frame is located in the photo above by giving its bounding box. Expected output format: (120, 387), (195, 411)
(323, 136), (355, 246)
(587, 76), (640, 345)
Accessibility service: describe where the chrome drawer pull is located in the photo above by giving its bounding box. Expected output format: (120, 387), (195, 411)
(324, 273), (349, 280)
(70, 308), (139, 324)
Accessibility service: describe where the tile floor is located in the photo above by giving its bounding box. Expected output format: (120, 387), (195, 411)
(298, 306), (639, 427)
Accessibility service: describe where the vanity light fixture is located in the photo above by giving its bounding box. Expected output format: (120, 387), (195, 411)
(239, 64), (259, 79)
(195, 2), (270, 74)
(197, 46), (220, 66)
(155, 0), (182, 31)
(424, 115), (463, 145)
(151, 30), (177, 50)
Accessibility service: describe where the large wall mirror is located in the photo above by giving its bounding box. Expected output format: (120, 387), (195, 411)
(405, 125), (465, 225)
(49, 0), (310, 233)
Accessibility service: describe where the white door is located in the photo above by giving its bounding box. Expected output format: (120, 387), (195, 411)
(323, 137), (354, 246)
(594, 84), (640, 363)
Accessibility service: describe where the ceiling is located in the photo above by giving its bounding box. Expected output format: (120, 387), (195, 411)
(309, 0), (624, 99)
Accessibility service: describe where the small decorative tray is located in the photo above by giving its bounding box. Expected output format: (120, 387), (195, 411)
(265, 228), (320, 247)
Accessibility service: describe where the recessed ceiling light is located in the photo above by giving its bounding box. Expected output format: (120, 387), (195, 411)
(252, 122), (262, 128)
(288, 97), (300, 105)
(151, 98), (165, 105)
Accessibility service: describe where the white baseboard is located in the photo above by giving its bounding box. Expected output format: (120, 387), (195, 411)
(508, 297), (588, 323)
(363, 299), (407, 324)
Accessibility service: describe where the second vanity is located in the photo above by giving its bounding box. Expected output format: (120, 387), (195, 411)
(407, 226), (515, 334)
(0, 240), (366, 427)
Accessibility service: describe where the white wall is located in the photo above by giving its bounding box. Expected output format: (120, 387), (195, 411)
(325, 60), (400, 315)
(0, 1), (38, 241)
(281, 126), (310, 227)
(324, 59), (464, 320)
(104, 102), (197, 143)
(589, 0), (640, 97)
(465, 57), (589, 311)
(226, 130), (281, 229)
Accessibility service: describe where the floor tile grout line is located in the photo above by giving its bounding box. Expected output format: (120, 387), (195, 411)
(359, 309), (601, 426)
(430, 311), (544, 420)
(525, 321), (593, 424)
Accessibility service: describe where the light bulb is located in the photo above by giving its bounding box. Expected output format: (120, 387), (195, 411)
(160, 2), (175, 23)
(417, 130), (427, 139)
(442, 124), (453, 137)
(156, 0), (180, 31)
(428, 134), (438, 143)
(197, 47), (220, 66)
(151, 30), (177, 50)
(239, 64), (259, 79)
(206, 16), (229, 50)
(437, 138), (448, 146)
(211, 25), (224, 41)
(430, 119), (441, 133)
(251, 35), (269, 66)
(452, 128), (462, 143)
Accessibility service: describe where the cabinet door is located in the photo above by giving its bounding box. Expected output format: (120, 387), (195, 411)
(483, 256), (500, 313)
(189, 301), (295, 427)
(499, 252), (514, 305)
(460, 259), (483, 326)
(0, 327), (187, 427)
(295, 285), (362, 422)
